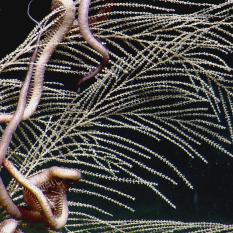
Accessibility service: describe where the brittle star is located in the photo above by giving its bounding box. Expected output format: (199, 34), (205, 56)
(0, 0), (108, 174)
(0, 15), (43, 220)
(0, 0), (109, 123)
(0, 0), (76, 229)
(0, 0), (108, 231)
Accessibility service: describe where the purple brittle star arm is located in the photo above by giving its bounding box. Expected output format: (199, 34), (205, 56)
(3, 159), (81, 230)
(0, 31), (41, 219)
(78, 0), (109, 85)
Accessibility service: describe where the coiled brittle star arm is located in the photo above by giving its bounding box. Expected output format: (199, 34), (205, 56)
(78, 0), (109, 85)
(2, 159), (81, 230)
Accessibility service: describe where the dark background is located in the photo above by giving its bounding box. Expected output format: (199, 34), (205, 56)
(0, 0), (232, 225)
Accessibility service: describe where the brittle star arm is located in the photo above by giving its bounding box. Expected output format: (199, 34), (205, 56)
(0, 0), (76, 229)
(0, 219), (23, 233)
(77, 0), (109, 85)
(0, 0), (75, 226)
(0, 0), (76, 123)
(22, 0), (76, 121)
(3, 159), (81, 230)
(0, 29), (42, 219)
(0, 42), (40, 164)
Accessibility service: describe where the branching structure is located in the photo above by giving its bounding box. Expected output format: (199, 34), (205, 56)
(0, 0), (233, 232)
(0, 0), (111, 231)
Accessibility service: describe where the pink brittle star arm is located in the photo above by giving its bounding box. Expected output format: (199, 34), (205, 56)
(3, 159), (81, 230)
(0, 0), (76, 228)
(0, 28), (42, 219)
(77, 0), (109, 85)
(0, 0), (76, 123)
(0, 0), (76, 230)
(0, 219), (23, 233)
(22, 0), (76, 121)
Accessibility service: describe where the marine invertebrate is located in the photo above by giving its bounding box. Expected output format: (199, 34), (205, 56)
(77, 0), (109, 85)
(0, 0), (233, 232)
(3, 159), (81, 230)
(21, 0), (75, 120)
(0, 0), (77, 231)
(0, 0), (75, 123)
(0, 219), (19, 233)
(0, 19), (43, 219)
